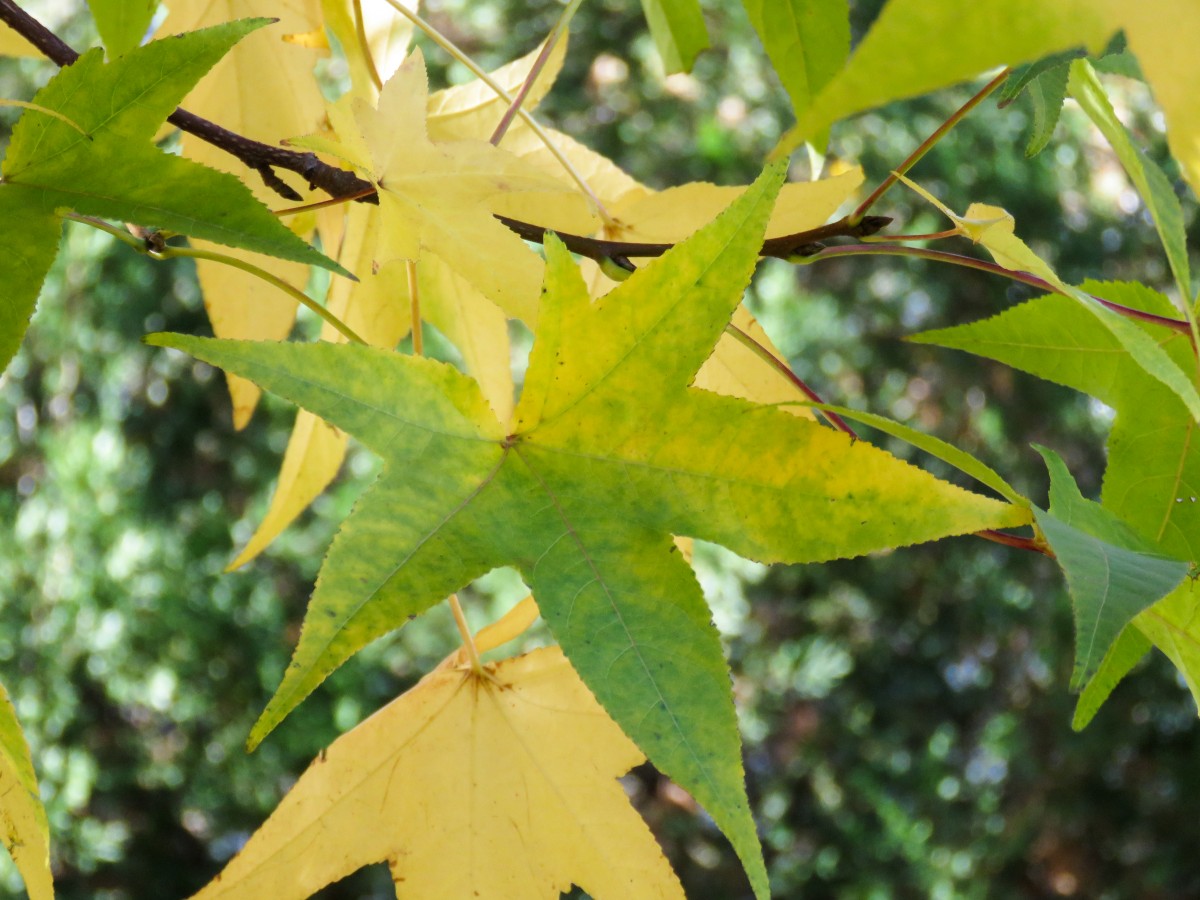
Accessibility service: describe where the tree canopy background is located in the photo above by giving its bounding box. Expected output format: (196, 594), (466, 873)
(1, 1), (1198, 897)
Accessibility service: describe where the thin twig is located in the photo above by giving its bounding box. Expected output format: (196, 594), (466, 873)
(724, 323), (857, 436)
(975, 528), (1054, 556)
(851, 68), (1011, 223)
(811, 244), (1196, 339)
(490, 0), (584, 145)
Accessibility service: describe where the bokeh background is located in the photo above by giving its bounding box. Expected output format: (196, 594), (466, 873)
(2, 1), (1199, 898)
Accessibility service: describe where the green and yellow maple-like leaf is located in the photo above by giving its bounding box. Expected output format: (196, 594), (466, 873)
(189, 598), (684, 900)
(151, 162), (1028, 895)
(0, 681), (53, 900)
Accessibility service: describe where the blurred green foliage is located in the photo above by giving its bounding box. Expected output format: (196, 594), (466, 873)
(2, 1), (1200, 898)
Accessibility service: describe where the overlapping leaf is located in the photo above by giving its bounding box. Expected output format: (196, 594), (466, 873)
(0, 19), (337, 375)
(1033, 446), (1189, 689)
(916, 282), (1200, 716)
(743, 0), (849, 129)
(190, 598), (684, 899)
(0, 681), (53, 900)
(772, 0), (1200, 204)
(901, 179), (1200, 419)
(640, 0), (708, 74)
(88, 0), (157, 56)
(151, 163), (1028, 895)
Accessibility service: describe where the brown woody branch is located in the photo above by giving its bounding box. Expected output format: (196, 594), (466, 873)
(0, 0), (890, 260)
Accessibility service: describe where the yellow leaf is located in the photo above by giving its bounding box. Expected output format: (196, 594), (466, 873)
(421, 256), (515, 423)
(427, 37), (569, 139)
(0, 682), (53, 900)
(607, 167), (864, 243)
(0, 22), (36, 56)
(321, 0), (417, 95)
(697, 306), (816, 421)
(162, 1), (329, 425)
(898, 174), (1066, 289)
(1122, 1), (1200, 196)
(347, 49), (578, 321)
(190, 622), (685, 899)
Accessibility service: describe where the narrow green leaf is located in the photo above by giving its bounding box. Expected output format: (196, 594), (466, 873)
(915, 282), (1200, 561)
(778, 400), (1027, 505)
(1033, 445), (1189, 689)
(639, 0), (709, 74)
(87, 0), (157, 56)
(2, 21), (343, 274)
(1068, 59), (1192, 302)
(998, 49), (1083, 103)
(742, 0), (849, 125)
(0, 681), (53, 900)
(0, 187), (60, 375)
(1072, 625), (1151, 730)
(1022, 62), (1070, 156)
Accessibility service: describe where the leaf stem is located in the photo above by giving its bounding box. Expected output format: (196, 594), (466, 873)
(810, 243), (1196, 340)
(272, 186), (379, 217)
(64, 213), (370, 345)
(407, 259), (422, 356)
(379, 0), (615, 224)
(489, 0), (583, 146)
(975, 528), (1054, 557)
(851, 68), (1011, 223)
(724, 323), (857, 436)
(448, 594), (487, 677)
(155, 246), (369, 346)
(352, 0), (385, 92)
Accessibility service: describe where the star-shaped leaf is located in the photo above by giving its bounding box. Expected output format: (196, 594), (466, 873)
(0, 19), (340, 375)
(189, 598), (685, 899)
(149, 162), (1028, 896)
(316, 48), (586, 323)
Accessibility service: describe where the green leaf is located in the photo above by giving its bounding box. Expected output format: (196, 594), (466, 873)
(998, 49), (1084, 104)
(1, 20), (341, 274)
(1072, 625), (1151, 730)
(1068, 59), (1192, 302)
(0, 680), (53, 900)
(742, 0), (849, 126)
(772, 0), (1116, 158)
(914, 282), (1200, 559)
(149, 163), (1028, 899)
(0, 186), (61, 374)
(1021, 62), (1071, 156)
(1134, 579), (1200, 710)
(639, 0), (709, 74)
(1033, 445), (1189, 689)
(88, 0), (157, 56)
